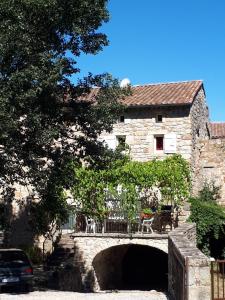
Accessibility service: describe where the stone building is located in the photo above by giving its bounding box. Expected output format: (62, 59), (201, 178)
(99, 80), (225, 203)
(2, 80), (225, 250)
(99, 80), (210, 163)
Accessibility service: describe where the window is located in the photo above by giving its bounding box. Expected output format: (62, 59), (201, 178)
(155, 135), (164, 151)
(156, 115), (163, 123)
(119, 116), (125, 123)
(116, 135), (126, 150)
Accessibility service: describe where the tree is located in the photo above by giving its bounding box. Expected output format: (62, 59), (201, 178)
(0, 0), (130, 236)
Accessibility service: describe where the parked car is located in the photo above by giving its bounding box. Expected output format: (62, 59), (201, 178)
(0, 249), (33, 292)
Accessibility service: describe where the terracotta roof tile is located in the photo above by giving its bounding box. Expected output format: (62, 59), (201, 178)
(79, 80), (203, 107)
(123, 80), (203, 106)
(210, 122), (225, 139)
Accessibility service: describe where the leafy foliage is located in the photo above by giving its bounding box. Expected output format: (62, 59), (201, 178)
(189, 182), (225, 257)
(0, 0), (130, 235)
(71, 155), (191, 221)
(20, 245), (43, 265)
(198, 181), (220, 202)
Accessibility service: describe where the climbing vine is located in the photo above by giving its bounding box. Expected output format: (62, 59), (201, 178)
(71, 155), (191, 220)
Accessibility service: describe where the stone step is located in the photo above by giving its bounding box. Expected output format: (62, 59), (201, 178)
(59, 239), (74, 244)
(58, 240), (74, 246)
(46, 234), (76, 267)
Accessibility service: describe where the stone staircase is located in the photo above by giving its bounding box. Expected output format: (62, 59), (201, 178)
(46, 233), (75, 268)
(46, 233), (85, 291)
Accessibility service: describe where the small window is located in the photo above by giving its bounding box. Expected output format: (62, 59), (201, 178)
(116, 136), (126, 150)
(155, 136), (164, 151)
(119, 116), (125, 123)
(156, 115), (163, 123)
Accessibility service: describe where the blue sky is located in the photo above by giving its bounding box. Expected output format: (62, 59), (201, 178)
(72, 0), (225, 121)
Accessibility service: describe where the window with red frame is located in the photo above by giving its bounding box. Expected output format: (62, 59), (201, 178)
(155, 136), (164, 151)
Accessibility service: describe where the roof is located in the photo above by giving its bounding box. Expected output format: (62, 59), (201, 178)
(210, 122), (225, 139)
(80, 80), (203, 107)
(124, 80), (203, 107)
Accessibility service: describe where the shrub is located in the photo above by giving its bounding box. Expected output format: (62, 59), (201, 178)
(189, 182), (225, 257)
(21, 245), (43, 265)
(198, 181), (220, 202)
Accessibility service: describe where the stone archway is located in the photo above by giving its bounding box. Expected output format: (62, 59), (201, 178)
(92, 244), (168, 291)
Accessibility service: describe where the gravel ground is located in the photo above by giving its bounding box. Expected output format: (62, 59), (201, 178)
(0, 290), (168, 300)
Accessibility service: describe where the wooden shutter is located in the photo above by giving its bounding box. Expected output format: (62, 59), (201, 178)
(124, 118), (131, 124)
(106, 138), (117, 150)
(164, 133), (177, 153)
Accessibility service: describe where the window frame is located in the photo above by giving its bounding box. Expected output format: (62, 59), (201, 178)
(154, 135), (164, 152)
(116, 135), (126, 150)
(119, 115), (125, 123)
(156, 114), (163, 123)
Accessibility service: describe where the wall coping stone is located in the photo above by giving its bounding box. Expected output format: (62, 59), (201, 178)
(168, 222), (211, 300)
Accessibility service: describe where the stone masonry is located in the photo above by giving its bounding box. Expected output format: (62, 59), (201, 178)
(72, 233), (168, 291)
(100, 105), (193, 161)
(168, 223), (211, 300)
(100, 87), (209, 168)
(193, 138), (225, 204)
(56, 223), (211, 299)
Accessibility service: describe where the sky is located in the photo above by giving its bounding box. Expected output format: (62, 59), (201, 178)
(72, 0), (225, 122)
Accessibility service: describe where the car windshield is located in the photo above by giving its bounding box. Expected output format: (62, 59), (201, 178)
(0, 251), (29, 267)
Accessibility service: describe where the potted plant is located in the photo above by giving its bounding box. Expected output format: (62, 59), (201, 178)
(140, 208), (154, 220)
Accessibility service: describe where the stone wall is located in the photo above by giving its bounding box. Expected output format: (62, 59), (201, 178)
(190, 88), (210, 192)
(99, 105), (193, 161)
(100, 88), (209, 167)
(72, 233), (168, 291)
(193, 138), (225, 204)
(168, 223), (211, 300)
(190, 88), (210, 150)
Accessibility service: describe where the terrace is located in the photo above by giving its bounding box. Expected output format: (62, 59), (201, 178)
(62, 198), (179, 235)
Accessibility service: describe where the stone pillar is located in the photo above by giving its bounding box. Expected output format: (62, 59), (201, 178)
(186, 256), (211, 300)
(168, 223), (211, 300)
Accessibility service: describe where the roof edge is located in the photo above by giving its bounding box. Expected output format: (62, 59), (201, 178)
(132, 79), (203, 88)
(125, 103), (192, 108)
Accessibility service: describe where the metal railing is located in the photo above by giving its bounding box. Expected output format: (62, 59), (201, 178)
(71, 210), (177, 234)
(61, 199), (178, 234)
(211, 260), (225, 300)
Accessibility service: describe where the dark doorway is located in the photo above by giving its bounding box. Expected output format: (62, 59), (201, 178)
(93, 244), (168, 291)
(122, 245), (168, 291)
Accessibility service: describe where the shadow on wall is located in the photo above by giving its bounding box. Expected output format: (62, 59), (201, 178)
(5, 196), (58, 254)
(93, 244), (168, 291)
(2, 193), (36, 248)
(47, 240), (95, 292)
(8, 206), (36, 248)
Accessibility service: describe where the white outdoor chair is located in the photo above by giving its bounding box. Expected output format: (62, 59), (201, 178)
(141, 216), (154, 233)
(85, 216), (96, 233)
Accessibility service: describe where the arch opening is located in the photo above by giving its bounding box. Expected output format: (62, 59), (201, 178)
(93, 244), (168, 291)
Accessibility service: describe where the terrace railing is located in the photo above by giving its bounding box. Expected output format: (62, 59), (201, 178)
(61, 198), (179, 234)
